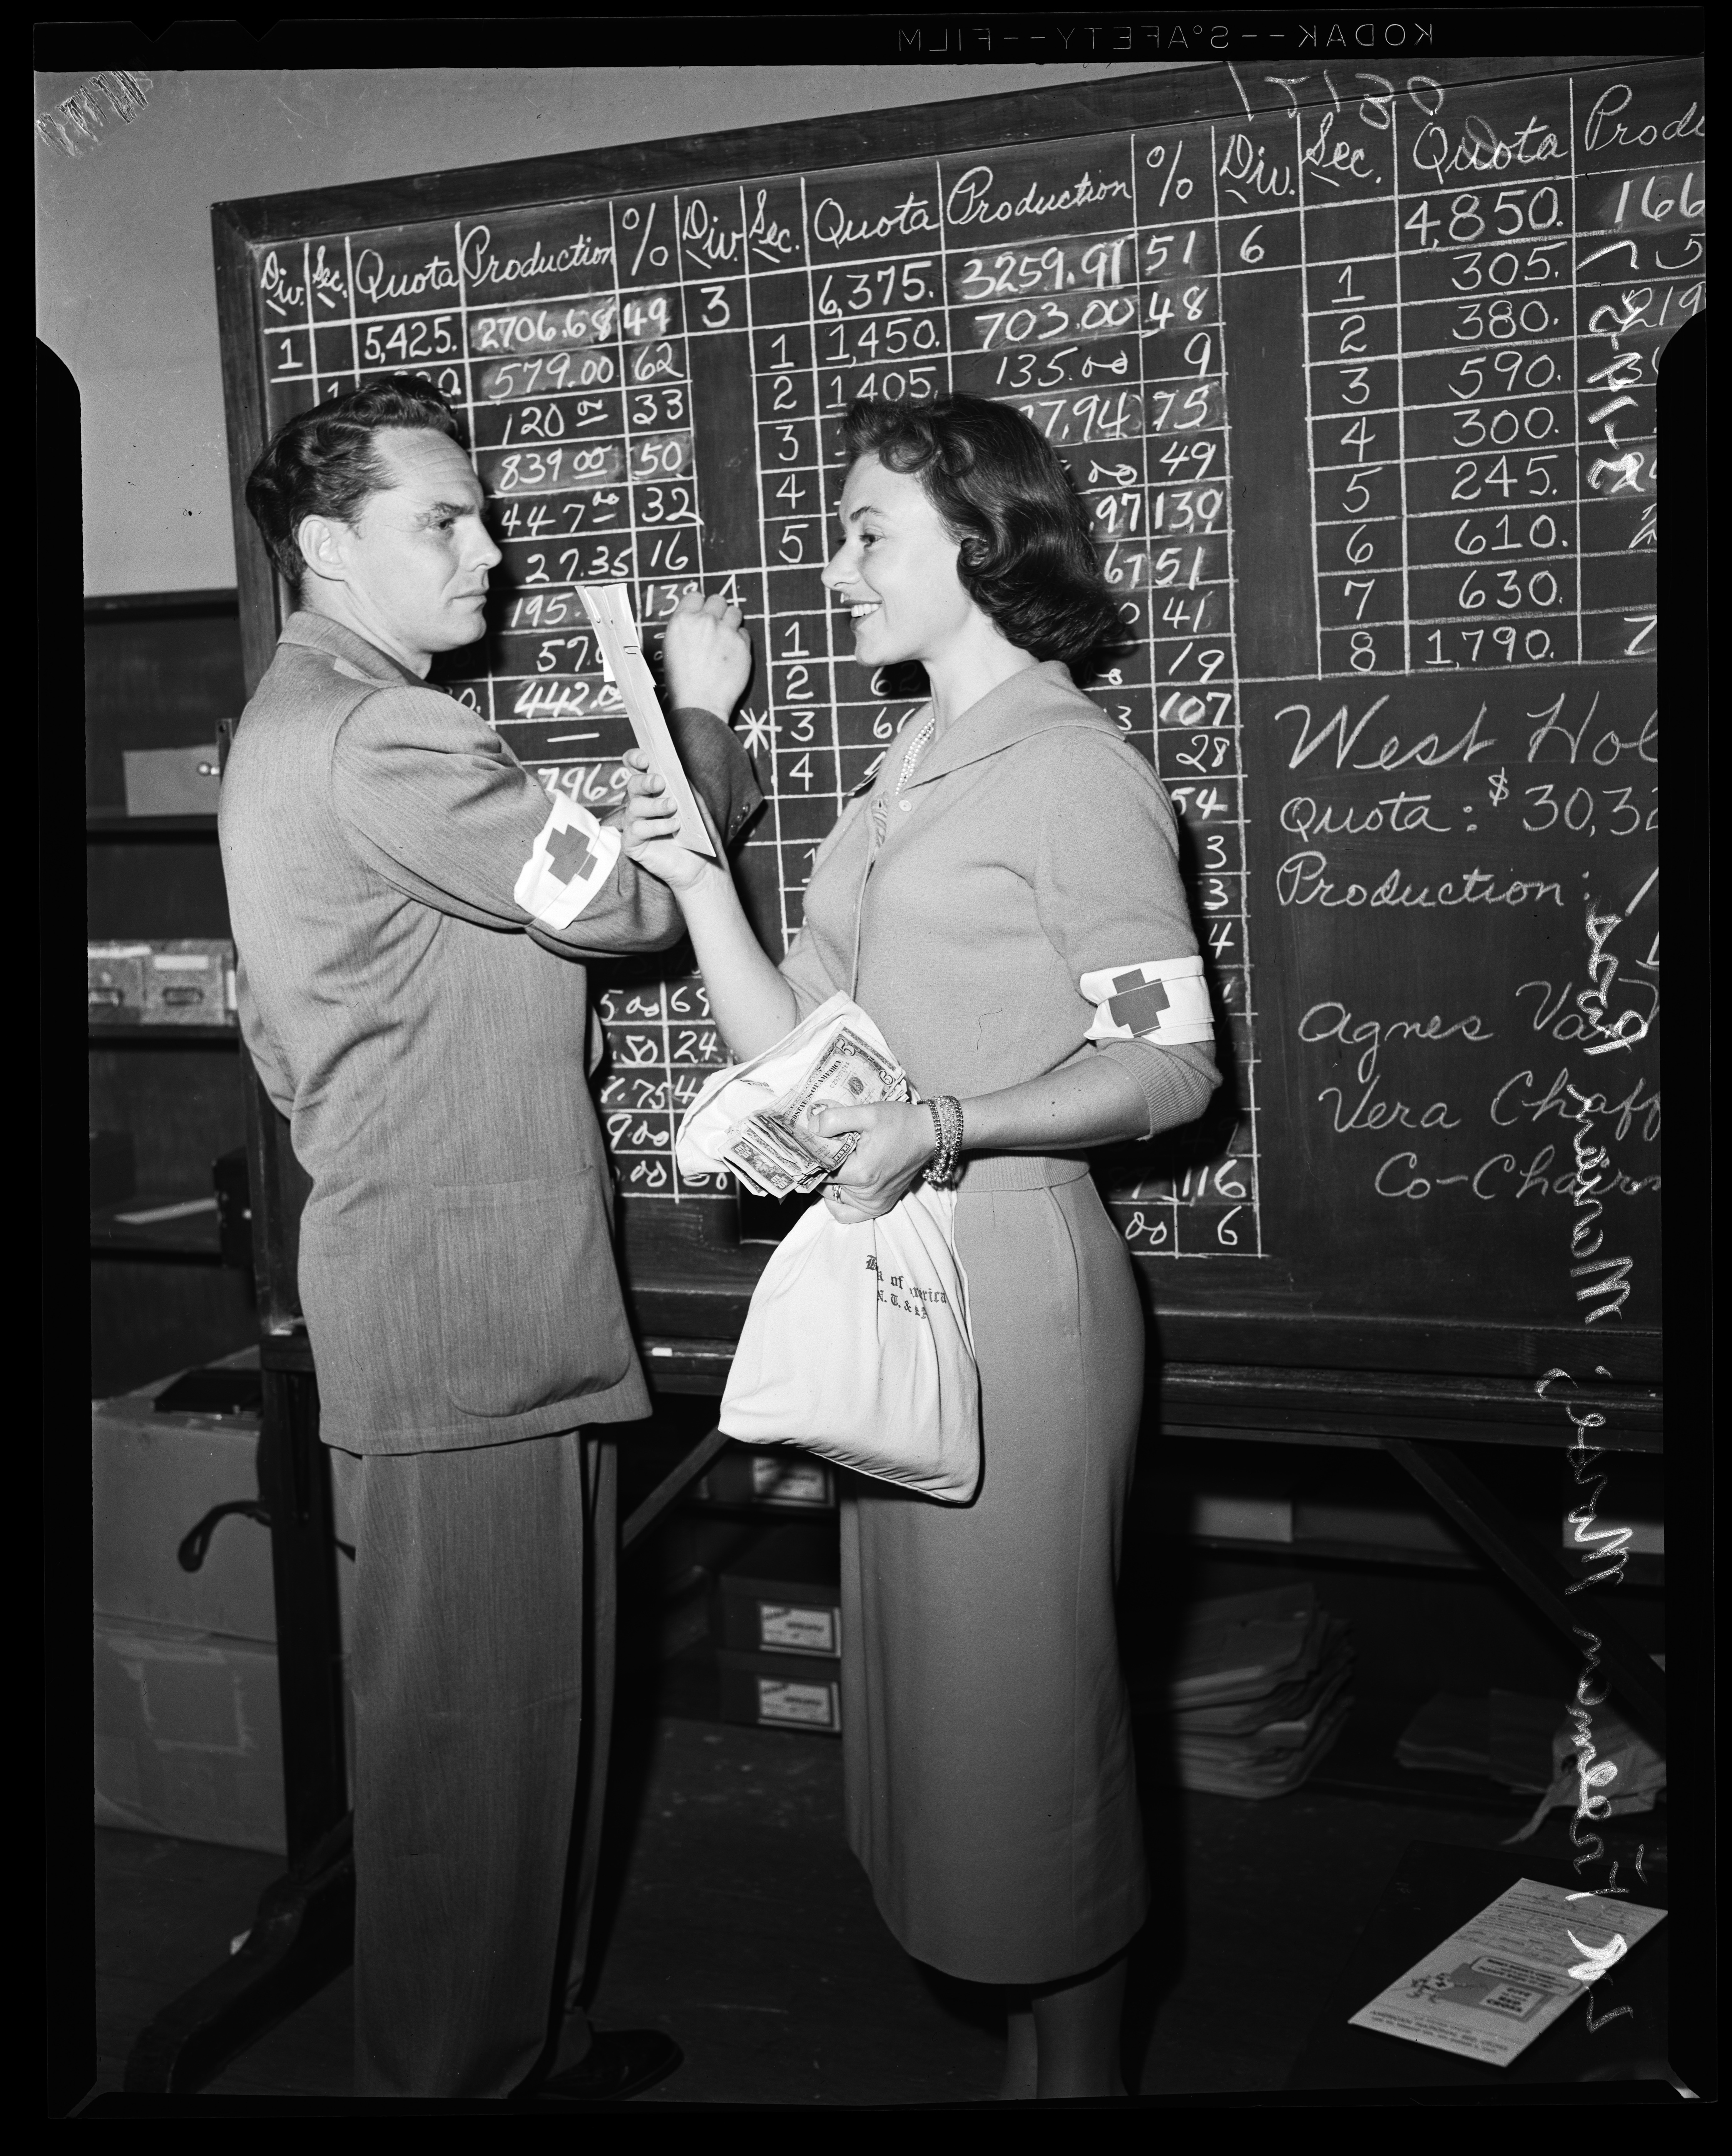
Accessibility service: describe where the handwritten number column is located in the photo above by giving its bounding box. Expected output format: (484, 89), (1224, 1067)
(1572, 72), (1702, 664)
(1396, 100), (1580, 674)
(1135, 127), (1259, 1259)
(733, 180), (823, 957)
(1300, 98), (1406, 680)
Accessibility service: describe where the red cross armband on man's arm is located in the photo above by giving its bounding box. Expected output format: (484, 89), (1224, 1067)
(330, 681), (686, 953)
(514, 792), (622, 931)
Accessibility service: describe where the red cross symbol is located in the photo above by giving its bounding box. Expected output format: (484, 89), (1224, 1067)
(547, 821), (602, 887)
(1105, 969), (1170, 1035)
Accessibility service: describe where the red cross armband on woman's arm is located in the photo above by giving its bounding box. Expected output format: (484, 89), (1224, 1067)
(1080, 956), (1215, 1046)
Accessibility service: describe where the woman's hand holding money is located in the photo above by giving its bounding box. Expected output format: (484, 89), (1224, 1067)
(813, 1101), (941, 1224)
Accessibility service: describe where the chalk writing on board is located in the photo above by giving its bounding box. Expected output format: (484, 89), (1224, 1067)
(245, 57), (1686, 1328)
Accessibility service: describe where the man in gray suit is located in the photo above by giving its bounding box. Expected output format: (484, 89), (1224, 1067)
(219, 376), (758, 2100)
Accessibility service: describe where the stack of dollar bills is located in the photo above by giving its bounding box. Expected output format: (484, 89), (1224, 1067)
(722, 1024), (911, 1198)
(676, 995), (914, 1203)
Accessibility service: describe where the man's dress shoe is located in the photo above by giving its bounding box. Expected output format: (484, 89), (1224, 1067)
(515, 2028), (684, 2104)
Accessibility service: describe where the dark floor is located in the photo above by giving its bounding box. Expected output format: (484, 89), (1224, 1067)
(80, 1708), (1647, 2107)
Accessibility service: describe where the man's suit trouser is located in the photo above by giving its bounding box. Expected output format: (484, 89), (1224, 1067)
(331, 1428), (617, 2098)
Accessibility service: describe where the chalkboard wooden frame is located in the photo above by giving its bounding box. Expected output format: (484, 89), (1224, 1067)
(211, 52), (1669, 1398)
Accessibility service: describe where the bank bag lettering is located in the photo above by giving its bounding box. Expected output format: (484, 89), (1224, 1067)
(1081, 955), (1214, 1045)
(515, 793), (621, 929)
(720, 1180), (981, 1504)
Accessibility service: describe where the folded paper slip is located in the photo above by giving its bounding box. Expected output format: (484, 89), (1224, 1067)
(1348, 1877), (1666, 2067)
(676, 994), (911, 1199)
(1172, 1693), (1354, 1800)
(1171, 1620), (1352, 1736)
(1165, 1582), (1321, 1708)
(575, 582), (716, 860)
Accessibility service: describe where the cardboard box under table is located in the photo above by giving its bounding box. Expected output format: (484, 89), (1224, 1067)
(92, 1354), (354, 1854)
(693, 1446), (836, 1513)
(712, 1524), (843, 1736)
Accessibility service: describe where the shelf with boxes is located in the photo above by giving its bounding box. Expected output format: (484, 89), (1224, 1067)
(610, 1413), (844, 1741)
(621, 1421), (1661, 1823)
(88, 937), (238, 1031)
(87, 932), (249, 1275)
(86, 591), (256, 1396)
(711, 1522), (844, 1738)
(673, 1443), (844, 1736)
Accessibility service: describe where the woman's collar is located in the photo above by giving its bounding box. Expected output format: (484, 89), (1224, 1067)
(910, 659), (1110, 784)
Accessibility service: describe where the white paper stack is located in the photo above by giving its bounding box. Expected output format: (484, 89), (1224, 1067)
(1137, 1583), (1354, 1799)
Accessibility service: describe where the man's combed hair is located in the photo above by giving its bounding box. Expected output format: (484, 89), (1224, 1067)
(244, 376), (466, 599)
(841, 394), (1127, 670)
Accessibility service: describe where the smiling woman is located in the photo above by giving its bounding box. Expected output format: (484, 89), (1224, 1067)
(619, 391), (1220, 2100)
(833, 395), (1126, 675)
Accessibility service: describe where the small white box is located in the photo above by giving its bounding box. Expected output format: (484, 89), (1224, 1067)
(88, 942), (152, 1022)
(1190, 1489), (1296, 1544)
(142, 939), (236, 1026)
(756, 1677), (839, 1729)
(758, 1602), (839, 1655)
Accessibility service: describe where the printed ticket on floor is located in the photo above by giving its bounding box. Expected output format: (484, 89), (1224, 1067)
(1349, 1877), (1666, 2067)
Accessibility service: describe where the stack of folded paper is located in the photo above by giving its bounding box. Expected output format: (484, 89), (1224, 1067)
(1394, 1689), (1563, 1793)
(1141, 1582), (1354, 1799)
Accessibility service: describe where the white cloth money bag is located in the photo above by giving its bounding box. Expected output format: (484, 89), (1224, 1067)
(720, 1181), (981, 1504)
(674, 996), (981, 1503)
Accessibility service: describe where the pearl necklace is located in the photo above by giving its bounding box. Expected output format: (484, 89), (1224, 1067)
(896, 713), (936, 794)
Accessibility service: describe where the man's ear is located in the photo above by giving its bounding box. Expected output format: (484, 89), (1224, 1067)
(296, 513), (351, 585)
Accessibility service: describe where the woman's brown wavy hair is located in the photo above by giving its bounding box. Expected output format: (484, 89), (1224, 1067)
(841, 394), (1128, 671)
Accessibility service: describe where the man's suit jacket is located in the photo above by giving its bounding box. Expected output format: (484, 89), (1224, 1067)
(219, 611), (760, 1452)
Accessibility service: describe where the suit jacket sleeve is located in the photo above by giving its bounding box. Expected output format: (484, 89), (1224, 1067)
(329, 684), (756, 960)
(668, 705), (764, 850)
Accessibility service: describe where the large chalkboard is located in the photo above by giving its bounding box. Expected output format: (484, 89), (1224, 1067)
(214, 56), (1695, 1387)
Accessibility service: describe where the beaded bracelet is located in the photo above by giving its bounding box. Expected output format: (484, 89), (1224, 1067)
(922, 1094), (965, 1188)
